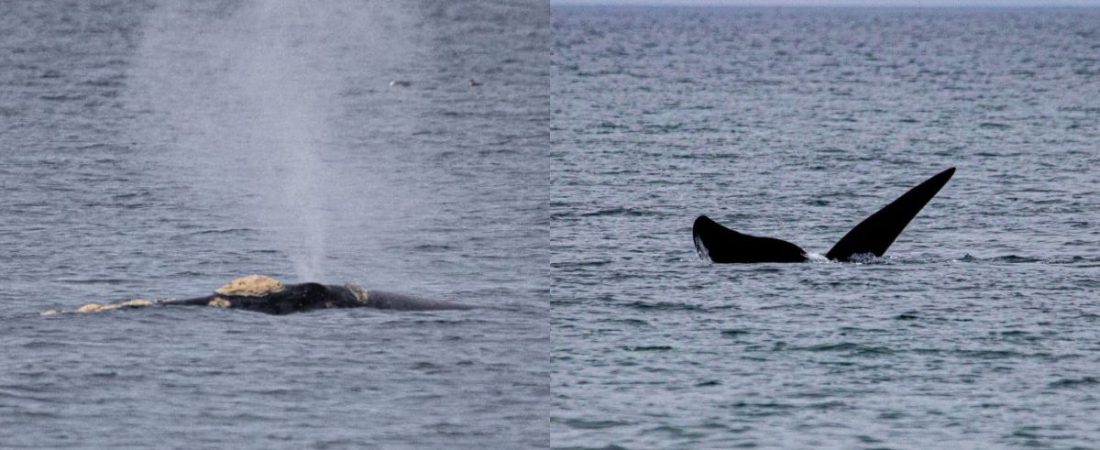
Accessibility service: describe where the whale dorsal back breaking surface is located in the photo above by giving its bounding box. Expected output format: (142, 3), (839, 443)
(693, 167), (955, 263)
(50, 277), (473, 315)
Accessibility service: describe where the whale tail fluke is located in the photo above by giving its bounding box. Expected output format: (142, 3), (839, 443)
(694, 167), (955, 264)
(692, 215), (808, 263)
(825, 167), (955, 262)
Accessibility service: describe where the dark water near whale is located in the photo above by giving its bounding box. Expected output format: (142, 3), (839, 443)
(552, 5), (1100, 449)
(1, 0), (547, 448)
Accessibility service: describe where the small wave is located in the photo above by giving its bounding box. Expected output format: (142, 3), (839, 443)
(559, 418), (632, 430)
(623, 345), (673, 352)
(807, 400), (850, 411)
(191, 227), (255, 236)
(1057, 105), (1100, 113)
(564, 260), (612, 268)
(894, 311), (920, 320)
(20, 340), (71, 350)
(624, 301), (701, 311)
(411, 361), (446, 374)
(597, 318), (650, 327)
(724, 401), (796, 417)
(952, 349), (1030, 359)
(575, 207), (660, 218)
(958, 254), (1100, 265)
(978, 122), (1012, 130)
(794, 342), (891, 355)
(39, 93), (87, 102)
(413, 244), (455, 252)
(1048, 376), (1100, 389)
(56, 277), (131, 285)
(987, 255), (1042, 263)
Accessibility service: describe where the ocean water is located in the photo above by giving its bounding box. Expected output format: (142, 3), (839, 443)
(0, 0), (547, 448)
(5, 2), (1100, 449)
(552, 6), (1100, 449)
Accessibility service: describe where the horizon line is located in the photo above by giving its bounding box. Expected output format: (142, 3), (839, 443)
(550, 1), (1100, 7)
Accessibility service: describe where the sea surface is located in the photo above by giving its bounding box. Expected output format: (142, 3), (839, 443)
(0, 0), (548, 448)
(552, 6), (1100, 449)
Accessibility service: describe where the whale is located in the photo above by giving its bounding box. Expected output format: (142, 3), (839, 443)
(693, 167), (955, 263)
(50, 275), (471, 315)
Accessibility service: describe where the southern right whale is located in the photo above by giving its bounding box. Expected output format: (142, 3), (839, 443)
(49, 275), (470, 315)
(693, 167), (955, 263)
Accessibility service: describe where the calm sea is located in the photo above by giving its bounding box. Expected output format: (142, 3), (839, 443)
(552, 5), (1100, 449)
(1, 0), (548, 448)
(5, 2), (1100, 449)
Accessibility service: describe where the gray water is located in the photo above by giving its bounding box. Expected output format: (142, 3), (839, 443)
(552, 6), (1100, 449)
(1, 0), (547, 448)
(5, 2), (1100, 449)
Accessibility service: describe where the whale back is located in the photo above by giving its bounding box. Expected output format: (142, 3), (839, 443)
(825, 167), (955, 262)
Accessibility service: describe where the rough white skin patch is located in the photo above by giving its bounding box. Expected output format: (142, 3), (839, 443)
(346, 284), (370, 304)
(75, 299), (154, 313)
(208, 297), (231, 308)
(215, 275), (285, 297)
(76, 303), (106, 313)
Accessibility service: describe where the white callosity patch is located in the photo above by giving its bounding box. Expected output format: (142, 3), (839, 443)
(345, 284), (370, 304)
(214, 275), (285, 297)
(75, 299), (155, 314)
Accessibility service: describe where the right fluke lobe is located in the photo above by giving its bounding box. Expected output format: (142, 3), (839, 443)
(825, 167), (955, 262)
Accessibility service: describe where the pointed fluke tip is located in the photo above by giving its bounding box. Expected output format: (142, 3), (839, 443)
(929, 167), (956, 185)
